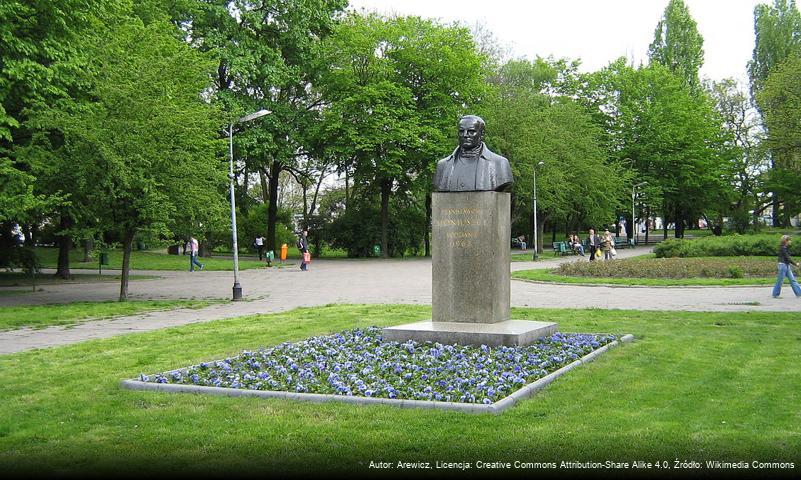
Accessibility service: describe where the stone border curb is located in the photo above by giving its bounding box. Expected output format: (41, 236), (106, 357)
(120, 334), (634, 415)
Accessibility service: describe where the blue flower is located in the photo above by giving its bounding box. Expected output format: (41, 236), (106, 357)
(141, 327), (616, 404)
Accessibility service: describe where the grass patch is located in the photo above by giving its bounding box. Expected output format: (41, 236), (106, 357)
(0, 304), (799, 476)
(0, 272), (158, 287)
(0, 300), (219, 331)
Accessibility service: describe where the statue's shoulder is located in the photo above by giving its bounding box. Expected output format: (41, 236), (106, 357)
(437, 149), (457, 167)
(481, 146), (508, 164)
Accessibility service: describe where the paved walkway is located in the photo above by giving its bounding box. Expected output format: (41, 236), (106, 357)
(1, 247), (797, 354)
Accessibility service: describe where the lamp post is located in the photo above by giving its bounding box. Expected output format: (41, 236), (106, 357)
(228, 109), (270, 301)
(632, 181), (647, 247)
(532, 161), (545, 261)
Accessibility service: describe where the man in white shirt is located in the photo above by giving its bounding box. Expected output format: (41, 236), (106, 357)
(255, 235), (265, 260)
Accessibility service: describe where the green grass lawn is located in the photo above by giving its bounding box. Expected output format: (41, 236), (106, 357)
(0, 300), (220, 331)
(512, 269), (774, 286)
(0, 304), (798, 476)
(33, 247), (277, 271)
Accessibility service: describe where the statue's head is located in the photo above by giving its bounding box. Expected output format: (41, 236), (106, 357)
(458, 115), (485, 150)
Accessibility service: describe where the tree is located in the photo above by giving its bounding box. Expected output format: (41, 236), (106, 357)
(482, 58), (630, 253)
(758, 53), (801, 220)
(648, 0), (705, 90)
(601, 63), (731, 238)
(1, 0), (128, 275)
(707, 78), (769, 232)
(748, 0), (801, 225)
(318, 13), (485, 257)
(748, 0), (801, 100)
(178, 0), (347, 253)
(29, 20), (225, 300)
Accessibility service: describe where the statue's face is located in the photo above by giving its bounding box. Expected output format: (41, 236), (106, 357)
(458, 117), (483, 150)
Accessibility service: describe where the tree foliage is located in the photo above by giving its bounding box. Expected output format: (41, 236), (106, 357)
(318, 13), (485, 256)
(27, 20), (225, 299)
(758, 52), (801, 218)
(591, 62), (732, 237)
(648, 0), (705, 90)
(482, 58), (629, 251)
(748, 0), (801, 101)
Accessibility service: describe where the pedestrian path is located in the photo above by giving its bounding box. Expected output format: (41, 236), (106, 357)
(1, 247), (797, 354)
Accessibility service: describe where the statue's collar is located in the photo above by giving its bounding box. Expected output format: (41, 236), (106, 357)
(454, 142), (485, 161)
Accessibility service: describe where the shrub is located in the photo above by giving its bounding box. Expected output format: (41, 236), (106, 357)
(553, 257), (775, 279)
(727, 266), (744, 278)
(654, 234), (800, 258)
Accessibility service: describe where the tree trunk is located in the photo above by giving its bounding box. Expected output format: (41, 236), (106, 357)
(674, 208), (685, 238)
(771, 158), (779, 227)
(82, 238), (93, 263)
(380, 177), (391, 258)
(266, 160), (281, 252)
(344, 166), (350, 209)
(628, 211), (634, 239)
(424, 193), (432, 257)
(644, 208), (650, 245)
(119, 230), (135, 301)
(55, 214), (73, 279)
(22, 224), (33, 247)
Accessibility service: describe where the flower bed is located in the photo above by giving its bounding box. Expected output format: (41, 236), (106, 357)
(553, 257), (775, 279)
(138, 327), (617, 404)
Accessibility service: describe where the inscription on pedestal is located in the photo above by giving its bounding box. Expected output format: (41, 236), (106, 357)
(432, 192), (510, 324)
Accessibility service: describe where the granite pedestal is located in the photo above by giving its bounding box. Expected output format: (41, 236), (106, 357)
(383, 191), (557, 346)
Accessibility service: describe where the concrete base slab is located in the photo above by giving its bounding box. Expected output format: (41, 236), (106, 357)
(382, 319), (558, 347)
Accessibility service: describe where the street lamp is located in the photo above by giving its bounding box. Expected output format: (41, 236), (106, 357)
(632, 181), (647, 247)
(532, 161), (545, 261)
(228, 109), (271, 300)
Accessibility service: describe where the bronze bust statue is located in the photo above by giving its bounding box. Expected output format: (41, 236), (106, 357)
(433, 115), (513, 192)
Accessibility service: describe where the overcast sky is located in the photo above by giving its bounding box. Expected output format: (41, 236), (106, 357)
(347, 0), (766, 84)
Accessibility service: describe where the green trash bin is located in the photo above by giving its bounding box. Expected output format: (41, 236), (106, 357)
(99, 252), (109, 275)
(136, 240), (145, 250)
(373, 244), (380, 256)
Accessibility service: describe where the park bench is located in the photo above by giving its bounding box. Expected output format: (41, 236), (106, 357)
(614, 237), (628, 249)
(553, 241), (581, 256)
(552, 241), (568, 256)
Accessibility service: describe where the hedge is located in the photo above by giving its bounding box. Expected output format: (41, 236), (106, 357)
(653, 234), (800, 258)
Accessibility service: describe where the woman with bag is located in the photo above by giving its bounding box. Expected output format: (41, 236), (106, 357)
(602, 229), (614, 260)
(298, 230), (310, 271)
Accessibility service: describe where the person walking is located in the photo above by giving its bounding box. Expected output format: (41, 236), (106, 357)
(298, 230), (309, 271)
(772, 235), (800, 298)
(255, 235), (265, 261)
(587, 228), (601, 261)
(189, 236), (204, 272)
(602, 229), (614, 260)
